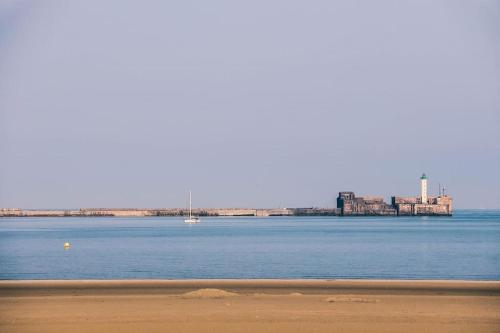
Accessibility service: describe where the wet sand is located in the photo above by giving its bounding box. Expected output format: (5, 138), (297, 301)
(1, 280), (499, 333)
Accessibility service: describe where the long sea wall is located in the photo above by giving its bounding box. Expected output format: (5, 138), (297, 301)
(0, 208), (338, 217)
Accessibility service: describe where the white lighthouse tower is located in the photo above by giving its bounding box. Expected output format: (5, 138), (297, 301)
(420, 173), (428, 204)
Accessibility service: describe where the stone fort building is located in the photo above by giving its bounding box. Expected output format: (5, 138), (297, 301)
(337, 174), (453, 216)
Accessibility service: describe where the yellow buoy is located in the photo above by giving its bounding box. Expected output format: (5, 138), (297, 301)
(64, 242), (71, 249)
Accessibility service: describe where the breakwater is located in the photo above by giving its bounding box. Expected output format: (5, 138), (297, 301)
(0, 200), (452, 217)
(0, 207), (338, 218)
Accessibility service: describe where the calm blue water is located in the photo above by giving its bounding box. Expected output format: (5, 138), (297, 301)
(1, 210), (499, 280)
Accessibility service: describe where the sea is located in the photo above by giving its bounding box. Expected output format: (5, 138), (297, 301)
(0, 210), (499, 280)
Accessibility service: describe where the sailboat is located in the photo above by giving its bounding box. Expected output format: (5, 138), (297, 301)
(184, 190), (200, 224)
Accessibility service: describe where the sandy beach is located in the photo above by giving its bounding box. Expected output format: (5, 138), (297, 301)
(0, 280), (499, 333)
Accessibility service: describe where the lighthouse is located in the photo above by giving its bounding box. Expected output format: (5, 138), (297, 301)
(420, 173), (428, 204)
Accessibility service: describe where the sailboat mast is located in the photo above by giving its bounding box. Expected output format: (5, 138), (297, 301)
(189, 190), (192, 218)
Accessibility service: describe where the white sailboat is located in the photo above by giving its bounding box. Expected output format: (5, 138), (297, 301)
(184, 190), (200, 224)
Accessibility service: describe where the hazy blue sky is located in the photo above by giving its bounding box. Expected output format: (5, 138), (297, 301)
(1, 0), (499, 209)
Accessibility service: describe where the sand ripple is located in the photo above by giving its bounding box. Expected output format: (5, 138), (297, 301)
(326, 296), (378, 303)
(182, 288), (239, 298)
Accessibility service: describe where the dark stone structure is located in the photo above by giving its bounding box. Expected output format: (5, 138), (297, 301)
(337, 192), (453, 216)
(391, 196), (452, 216)
(337, 192), (397, 216)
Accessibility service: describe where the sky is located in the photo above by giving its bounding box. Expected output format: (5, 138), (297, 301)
(0, 0), (499, 209)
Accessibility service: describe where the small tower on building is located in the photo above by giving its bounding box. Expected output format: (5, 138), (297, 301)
(420, 173), (428, 204)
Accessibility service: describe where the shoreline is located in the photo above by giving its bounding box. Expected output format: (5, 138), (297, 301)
(2, 278), (500, 287)
(2, 279), (499, 296)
